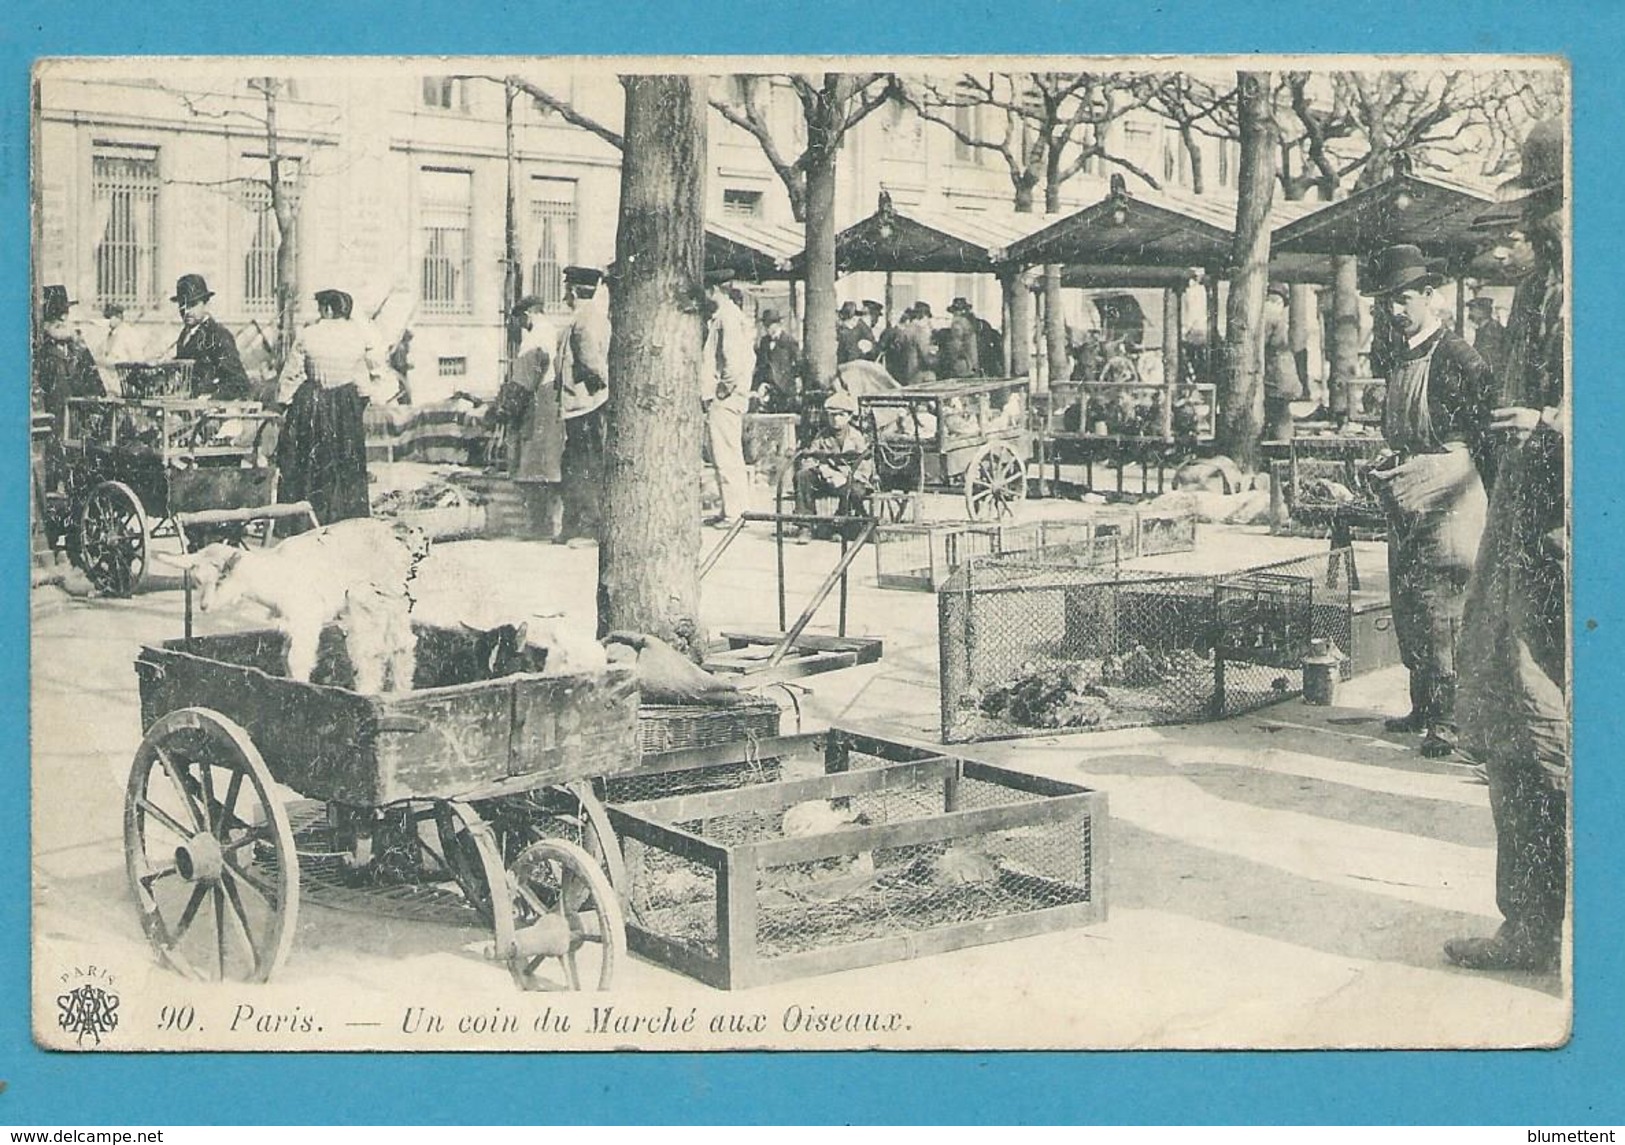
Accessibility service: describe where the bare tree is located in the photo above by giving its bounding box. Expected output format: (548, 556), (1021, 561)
(599, 76), (709, 653)
(1133, 72), (1236, 196)
(160, 78), (315, 371)
(905, 73), (1150, 379)
(710, 73), (896, 390)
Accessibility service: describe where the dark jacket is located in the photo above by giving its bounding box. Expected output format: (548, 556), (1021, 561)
(1389, 326), (1498, 480)
(836, 319), (875, 365)
(753, 331), (802, 411)
(34, 334), (105, 430)
(974, 317), (1003, 378)
(176, 316), (251, 400)
(1470, 317), (1510, 382)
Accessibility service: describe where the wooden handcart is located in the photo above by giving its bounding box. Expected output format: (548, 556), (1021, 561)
(51, 360), (298, 596)
(859, 377), (1032, 520)
(125, 621), (642, 991)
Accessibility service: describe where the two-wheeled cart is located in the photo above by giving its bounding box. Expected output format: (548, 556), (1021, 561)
(125, 621), (642, 991)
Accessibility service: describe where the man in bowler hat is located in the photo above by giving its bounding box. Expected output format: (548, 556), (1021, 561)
(751, 308), (802, 415)
(33, 286), (105, 546)
(171, 273), (250, 400)
(1364, 243), (1497, 760)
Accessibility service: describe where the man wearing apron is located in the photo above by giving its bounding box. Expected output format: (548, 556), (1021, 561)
(1365, 244), (1497, 759)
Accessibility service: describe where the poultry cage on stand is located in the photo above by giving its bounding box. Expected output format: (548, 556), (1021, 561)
(939, 547), (1356, 743)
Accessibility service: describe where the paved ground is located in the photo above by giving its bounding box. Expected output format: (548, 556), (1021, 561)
(29, 493), (1569, 1051)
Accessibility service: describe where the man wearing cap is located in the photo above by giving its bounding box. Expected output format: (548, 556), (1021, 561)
(1447, 118), (1569, 974)
(835, 302), (876, 365)
(702, 270), (755, 527)
(862, 300), (887, 346)
(170, 274), (250, 400)
(1364, 243), (1497, 760)
(33, 286), (105, 545)
(938, 297), (982, 379)
(1263, 283), (1301, 442)
(553, 266), (611, 546)
(275, 288), (393, 525)
(1465, 296), (1510, 381)
(751, 308), (802, 415)
(792, 390), (874, 535)
(507, 297), (564, 539)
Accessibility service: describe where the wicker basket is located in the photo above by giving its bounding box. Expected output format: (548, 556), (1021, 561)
(115, 360), (195, 400)
(637, 695), (783, 757)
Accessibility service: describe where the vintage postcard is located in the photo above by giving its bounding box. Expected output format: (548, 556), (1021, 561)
(30, 53), (1570, 1051)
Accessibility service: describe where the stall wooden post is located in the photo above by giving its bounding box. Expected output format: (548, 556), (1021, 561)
(1161, 284), (1181, 442)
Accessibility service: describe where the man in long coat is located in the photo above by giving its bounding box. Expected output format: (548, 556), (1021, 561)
(507, 297), (564, 538)
(556, 266), (611, 547)
(1364, 244), (1497, 760)
(1445, 119), (1569, 974)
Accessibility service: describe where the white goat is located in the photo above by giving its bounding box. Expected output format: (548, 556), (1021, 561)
(162, 518), (426, 692)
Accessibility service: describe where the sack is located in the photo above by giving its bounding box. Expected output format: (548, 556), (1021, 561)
(494, 380), (534, 424)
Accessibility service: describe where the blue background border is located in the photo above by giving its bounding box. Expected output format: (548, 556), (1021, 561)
(4, 0), (1620, 1125)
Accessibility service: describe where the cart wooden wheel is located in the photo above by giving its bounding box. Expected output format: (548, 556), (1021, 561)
(79, 480), (150, 596)
(123, 708), (299, 983)
(432, 801), (514, 936)
(964, 442), (1028, 520)
(503, 838), (627, 992)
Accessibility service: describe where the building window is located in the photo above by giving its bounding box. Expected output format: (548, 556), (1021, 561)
(240, 159), (300, 314)
(438, 356), (468, 377)
(952, 102), (981, 163)
(419, 168), (473, 316)
(722, 188), (764, 219)
(1163, 142), (1178, 187)
(421, 76), (470, 112)
(527, 177), (578, 312)
(92, 145), (160, 309)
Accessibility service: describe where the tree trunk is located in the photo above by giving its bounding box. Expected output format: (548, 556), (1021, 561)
(1180, 123), (1205, 195)
(1005, 269), (1032, 377)
(1328, 254), (1360, 420)
(503, 81), (522, 371)
(1219, 71), (1277, 473)
(598, 76), (709, 655)
(802, 146), (839, 392)
(262, 80), (299, 370)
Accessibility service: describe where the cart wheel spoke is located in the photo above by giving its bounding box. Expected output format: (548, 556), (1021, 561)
(124, 709), (299, 985)
(219, 869), (264, 976)
(77, 481), (149, 597)
(136, 796), (194, 842)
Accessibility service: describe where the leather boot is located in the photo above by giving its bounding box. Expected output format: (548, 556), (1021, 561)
(1421, 674), (1459, 758)
(1384, 670), (1429, 733)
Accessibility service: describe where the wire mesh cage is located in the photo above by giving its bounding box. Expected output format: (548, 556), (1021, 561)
(606, 731), (1106, 990)
(636, 696), (783, 758)
(1135, 506), (1199, 556)
(873, 518), (1096, 592)
(938, 548), (1358, 742)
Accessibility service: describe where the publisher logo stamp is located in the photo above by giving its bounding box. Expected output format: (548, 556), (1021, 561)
(57, 966), (120, 1047)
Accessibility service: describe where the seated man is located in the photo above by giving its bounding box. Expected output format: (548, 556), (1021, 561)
(792, 391), (875, 533)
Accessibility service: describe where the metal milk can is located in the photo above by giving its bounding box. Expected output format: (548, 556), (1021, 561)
(1302, 637), (1344, 706)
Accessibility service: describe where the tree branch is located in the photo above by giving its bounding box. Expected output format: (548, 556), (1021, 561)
(500, 75), (624, 150)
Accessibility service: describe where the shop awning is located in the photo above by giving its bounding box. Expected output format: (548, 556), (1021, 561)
(801, 198), (1051, 276)
(705, 216), (804, 280)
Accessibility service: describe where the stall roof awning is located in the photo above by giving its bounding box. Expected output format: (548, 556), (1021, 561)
(705, 216), (805, 280)
(1269, 172), (1497, 266)
(799, 202), (1051, 276)
(1001, 182), (1320, 270)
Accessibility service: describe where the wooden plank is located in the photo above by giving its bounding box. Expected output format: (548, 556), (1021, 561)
(838, 729), (954, 764)
(720, 632), (883, 656)
(625, 927), (730, 991)
(716, 846), (760, 991)
(739, 902), (1108, 990)
(961, 758), (1093, 799)
(614, 757), (955, 824)
(604, 806), (731, 867)
(754, 792), (1096, 867)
